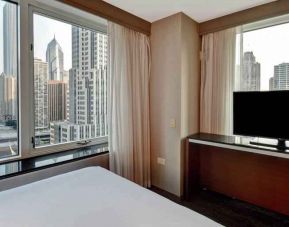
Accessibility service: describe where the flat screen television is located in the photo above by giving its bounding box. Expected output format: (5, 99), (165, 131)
(233, 91), (289, 150)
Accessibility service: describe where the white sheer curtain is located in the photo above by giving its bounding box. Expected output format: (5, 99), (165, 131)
(108, 22), (151, 187)
(200, 27), (239, 135)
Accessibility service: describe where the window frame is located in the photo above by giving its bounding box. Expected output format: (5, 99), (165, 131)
(0, 0), (108, 163)
(0, 0), (21, 163)
(243, 13), (289, 33)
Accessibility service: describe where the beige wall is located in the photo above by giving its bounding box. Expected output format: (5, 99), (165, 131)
(150, 13), (200, 196)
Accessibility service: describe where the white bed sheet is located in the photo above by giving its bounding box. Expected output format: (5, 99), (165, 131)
(0, 167), (221, 227)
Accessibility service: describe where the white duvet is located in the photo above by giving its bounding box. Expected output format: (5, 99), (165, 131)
(0, 167), (221, 227)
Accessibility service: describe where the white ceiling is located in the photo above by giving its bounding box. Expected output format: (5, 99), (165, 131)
(104, 0), (277, 23)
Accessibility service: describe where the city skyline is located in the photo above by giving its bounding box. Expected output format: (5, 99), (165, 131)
(240, 50), (289, 92)
(243, 22), (289, 90)
(2, 2), (289, 78)
(33, 18), (108, 146)
(48, 25), (108, 145)
(241, 51), (289, 91)
(1, 2), (108, 154)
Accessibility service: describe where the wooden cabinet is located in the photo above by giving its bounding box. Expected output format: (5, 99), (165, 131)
(184, 133), (289, 216)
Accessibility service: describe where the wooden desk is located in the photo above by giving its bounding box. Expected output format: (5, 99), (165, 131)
(184, 133), (289, 216)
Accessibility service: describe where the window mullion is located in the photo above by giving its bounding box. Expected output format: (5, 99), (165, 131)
(19, 0), (34, 158)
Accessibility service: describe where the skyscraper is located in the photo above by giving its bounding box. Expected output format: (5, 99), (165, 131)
(48, 80), (67, 122)
(269, 77), (275, 91)
(34, 58), (48, 129)
(69, 26), (108, 136)
(68, 68), (78, 123)
(3, 3), (17, 77)
(269, 63), (289, 90)
(241, 52), (261, 91)
(49, 26), (108, 144)
(0, 73), (17, 121)
(46, 37), (64, 81)
(63, 70), (70, 120)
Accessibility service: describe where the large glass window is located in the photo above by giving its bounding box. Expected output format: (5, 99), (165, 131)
(0, 0), (18, 159)
(0, 0), (108, 161)
(233, 18), (289, 145)
(33, 13), (108, 147)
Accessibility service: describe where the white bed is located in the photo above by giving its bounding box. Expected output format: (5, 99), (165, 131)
(0, 167), (221, 227)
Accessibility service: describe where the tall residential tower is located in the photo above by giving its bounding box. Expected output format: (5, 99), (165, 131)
(50, 27), (108, 144)
(269, 63), (289, 90)
(34, 58), (48, 129)
(0, 3), (17, 121)
(241, 52), (261, 91)
(0, 73), (17, 121)
(3, 3), (17, 77)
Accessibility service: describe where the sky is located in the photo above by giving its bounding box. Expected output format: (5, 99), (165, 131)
(34, 14), (72, 71)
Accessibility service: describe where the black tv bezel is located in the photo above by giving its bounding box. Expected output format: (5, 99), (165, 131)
(233, 90), (289, 141)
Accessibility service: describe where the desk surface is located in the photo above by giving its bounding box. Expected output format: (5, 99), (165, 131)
(188, 133), (289, 159)
(0, 143), (108, 180)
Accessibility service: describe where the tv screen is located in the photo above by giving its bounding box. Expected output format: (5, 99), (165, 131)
(233, 91), (289, 140)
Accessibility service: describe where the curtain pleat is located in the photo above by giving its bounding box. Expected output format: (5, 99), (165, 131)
(200, 28), (237, 135)
(108, 22), (151, 187)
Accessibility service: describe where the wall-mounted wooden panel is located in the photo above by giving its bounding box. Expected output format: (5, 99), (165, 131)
(199, 0), (289, 35)
(57, 0), (151, 35)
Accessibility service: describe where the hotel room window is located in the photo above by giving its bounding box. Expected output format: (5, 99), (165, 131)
(33, 13), (108, 148)
(0, 0), (19, 159)
(237, 17), (289, 92)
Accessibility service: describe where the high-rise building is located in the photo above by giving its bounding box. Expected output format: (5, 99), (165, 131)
(269, 77), (275, 91)
(52, 27), (108, 143)
(63, 70), (70, 120)
(48, 80), (67, 122)
(70, 27), (108, 137)
(50, 121), (96, 144)
(34, 59), (49, 129)
(3, 3), (17, 78)
(71, 27), (107, 69)
(63, 70), (69, 83)
(270, 63), (289, 90)
(68, 68), (78, 123)
(46, 37), (64, 81)
(50, 122), (62, 144)
(241, 52), (261, 91)
(0, 73), (17, 121)
(49, 27), (108, 143)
